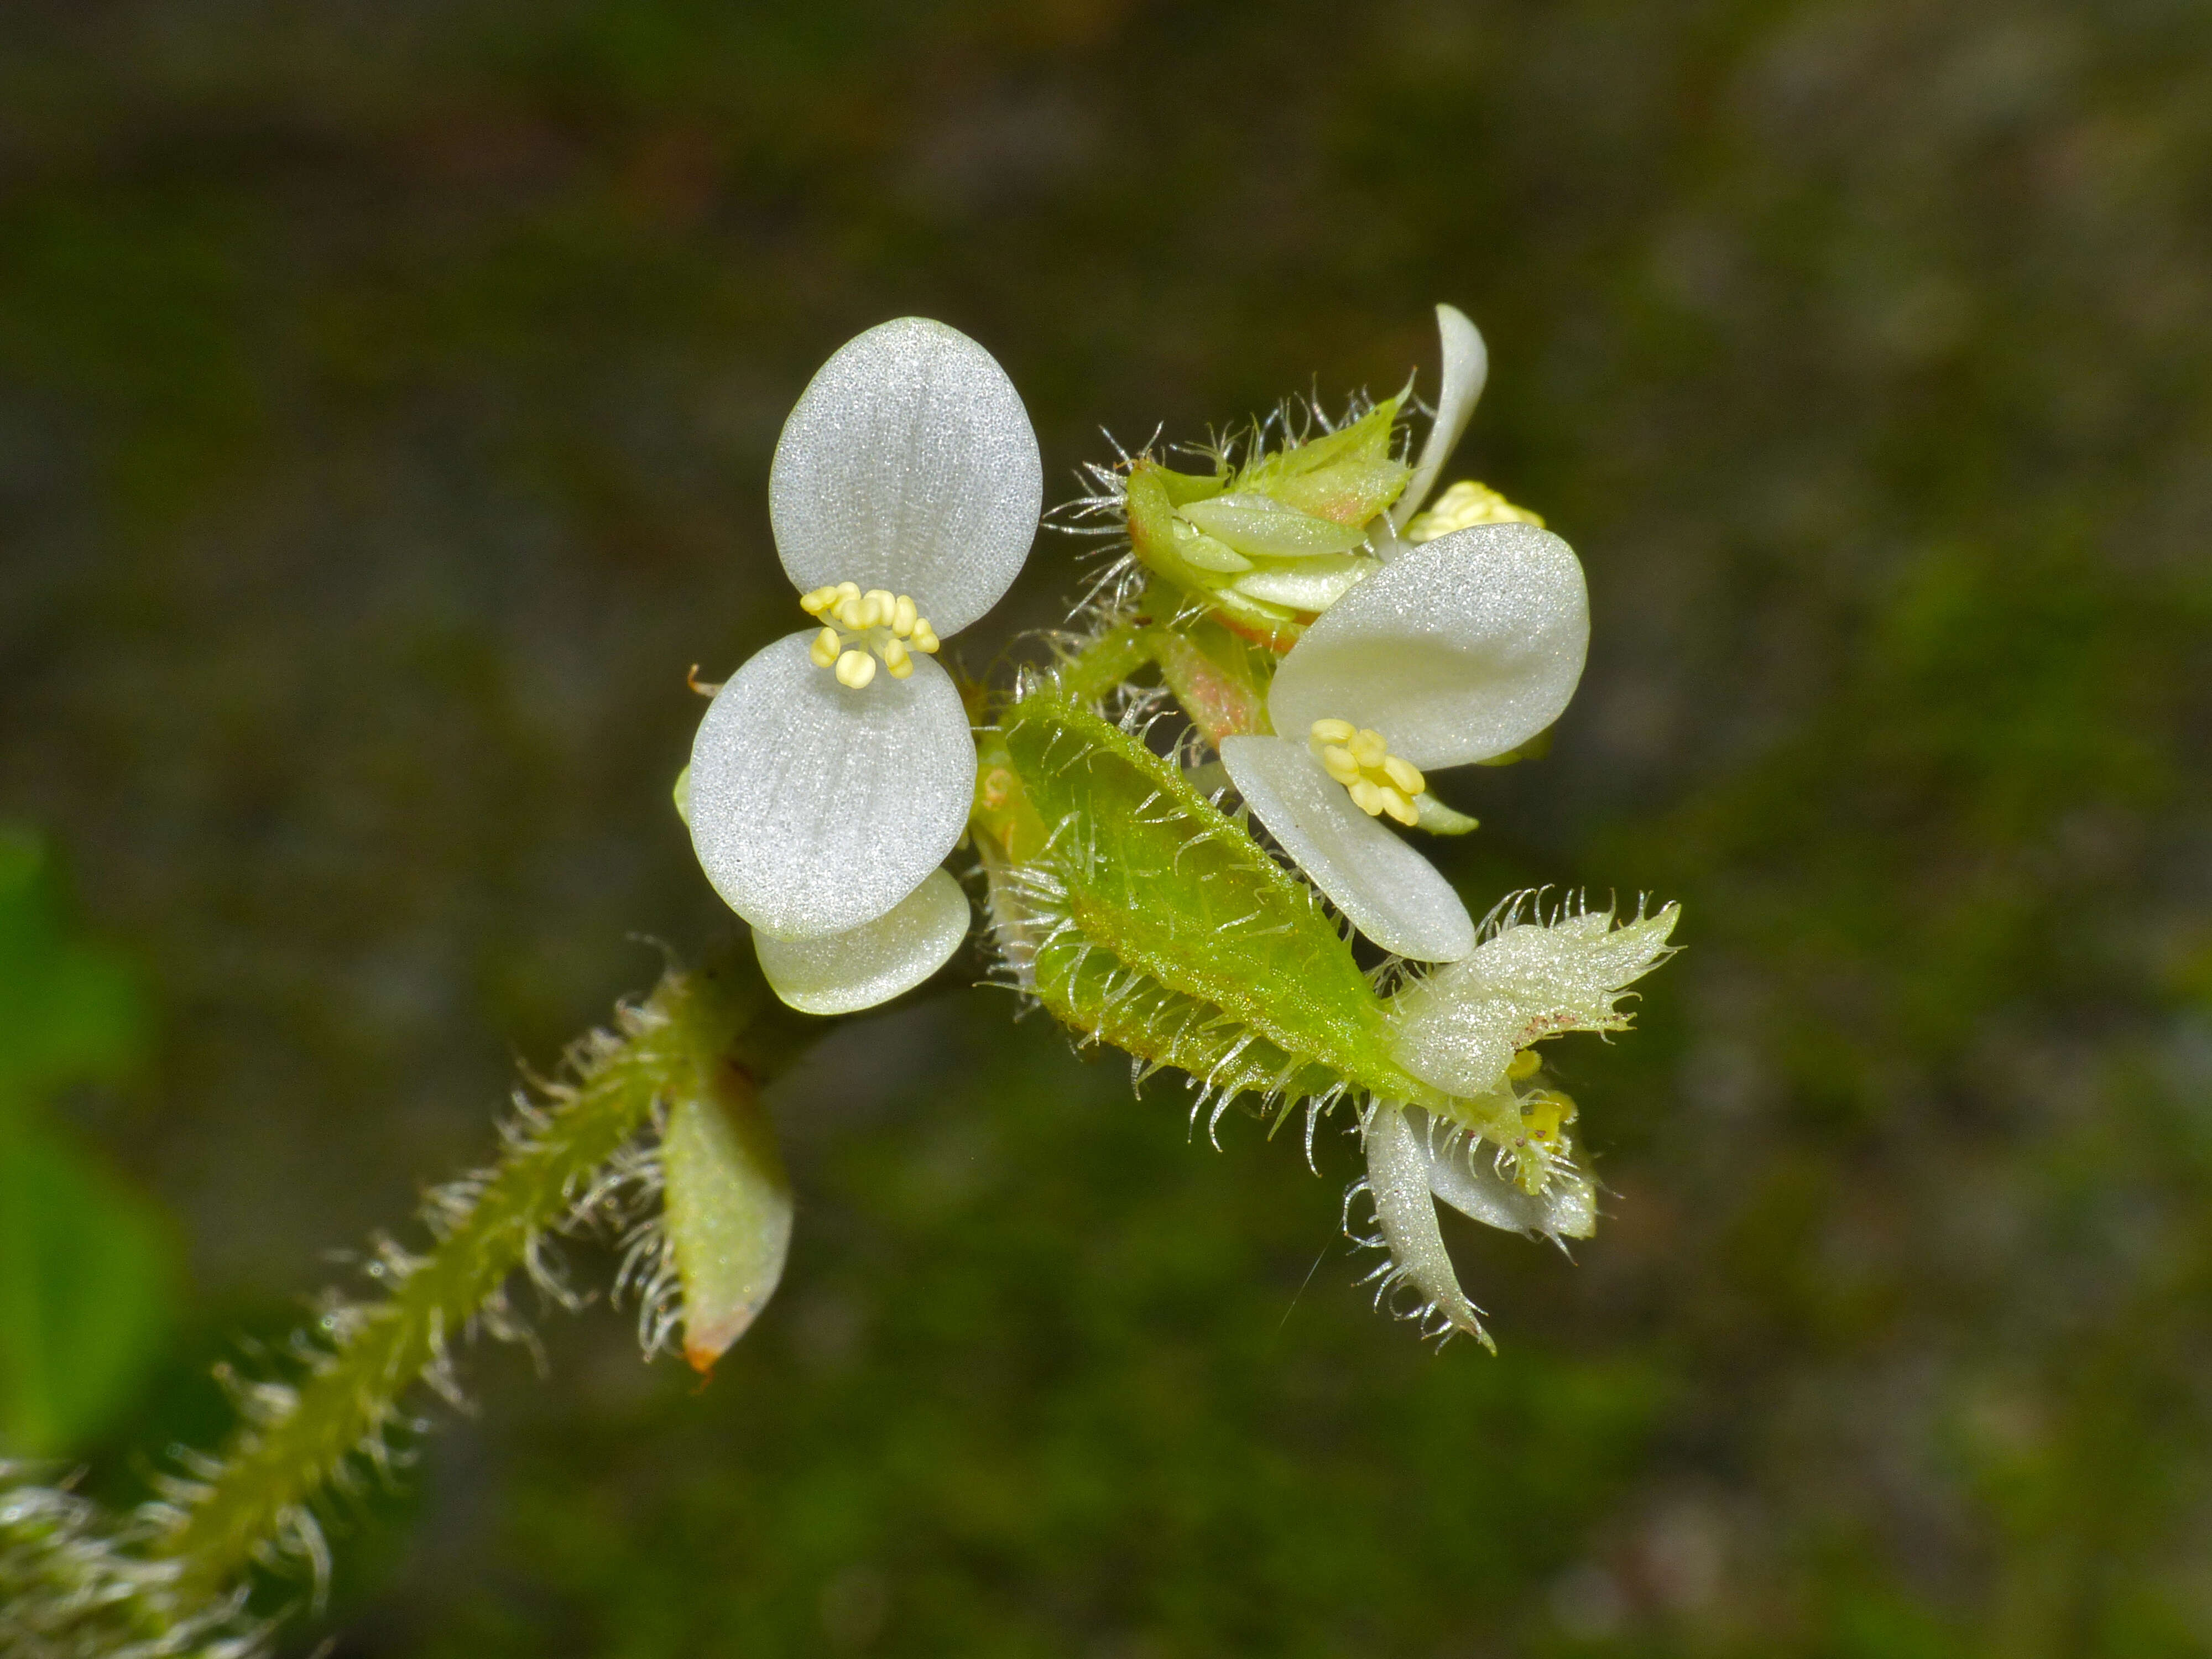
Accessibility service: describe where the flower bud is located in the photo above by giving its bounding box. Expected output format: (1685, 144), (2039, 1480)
(1124, 398), (1411, 649)
(662, 1060), (792, 1374)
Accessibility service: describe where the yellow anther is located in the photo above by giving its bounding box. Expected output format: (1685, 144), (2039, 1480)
(804, 582), (939, 686)
(1381, 755), (1425, 796)
(1506, 1049), (1542, 1081)
(1404, 479), (1547, 544)
(1320, 745), (1361, 786)
(1309, 717), (1431, 824)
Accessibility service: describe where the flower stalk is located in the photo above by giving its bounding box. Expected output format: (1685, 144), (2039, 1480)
(150, 955), (813, 1603)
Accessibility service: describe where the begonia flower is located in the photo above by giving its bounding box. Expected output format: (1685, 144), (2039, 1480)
(1358, 903), (1680, 1344)
(1218, 521), (1589, 961)
(687, 317), (1040, 1009)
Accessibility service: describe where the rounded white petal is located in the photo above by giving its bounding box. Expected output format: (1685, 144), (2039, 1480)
(753, 867), (971, 1015)
(770, 316), (1041, 636)
(1219, 736), (1475, 962)
(1391, 302), (1489, 529)
(1406, 1106), (1595, 1241)
(688, 632), (973, 938)
(1365, 1101), (1488, 1343)
(1266, 521), (1588, 771)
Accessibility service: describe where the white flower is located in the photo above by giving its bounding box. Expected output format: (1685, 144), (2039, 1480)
(687, 317), (1041, 1009)
(1218, 520), (1589, 961)
(1357, 903), (1680, 1345)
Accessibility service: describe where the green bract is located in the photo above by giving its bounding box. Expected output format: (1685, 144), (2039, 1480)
(983, 693), (1479, 1133)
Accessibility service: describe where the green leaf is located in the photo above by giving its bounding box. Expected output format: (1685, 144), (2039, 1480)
(0, 825), (170, 1457)
(0, 1118), (175, 1456)
(0, 830), (147, 1100)
(999, 696), (1450, 1118)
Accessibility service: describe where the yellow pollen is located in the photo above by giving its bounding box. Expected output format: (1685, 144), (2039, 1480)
(1506, 1048), (1542, 1081)
(1308, 719), (1423, 825)
(804, 583), (939, 687)
(1404, 479), (1547, 544)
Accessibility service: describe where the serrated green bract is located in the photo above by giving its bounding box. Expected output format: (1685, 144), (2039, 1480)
(993, 695), (1452, 1126)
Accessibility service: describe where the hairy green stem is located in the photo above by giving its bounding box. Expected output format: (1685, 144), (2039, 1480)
(1051, 622), (1152, 703)
(157, 956), (812, 1599)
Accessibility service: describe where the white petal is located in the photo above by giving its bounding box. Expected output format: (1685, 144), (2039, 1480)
(1266, 521), (1588, 771)
(769, 316), (1041, 636)
(1390, 302), (1488, 529)
(688, 633), (973, 938)
(1219, 737), (1474, 962)
(1406, 1105), (1595, 1241)
(753, 867), (971, 1015)
(1388, 904), (1680, 1097)
(1364, 1101), (1489, 1345)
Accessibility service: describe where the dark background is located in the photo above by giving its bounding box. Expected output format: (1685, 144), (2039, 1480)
(4, 1), (2212, 1653)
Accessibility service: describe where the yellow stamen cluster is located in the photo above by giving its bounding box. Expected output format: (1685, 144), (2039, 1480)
(1309, 719), (1425, 826)
(800, 582), (941, 689)
(1403, 479), (1547, 544)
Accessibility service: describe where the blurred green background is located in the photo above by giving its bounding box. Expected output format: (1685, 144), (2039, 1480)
(4, 1), (2211, 1653)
